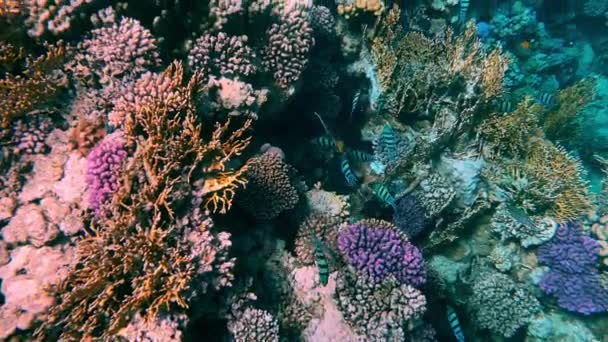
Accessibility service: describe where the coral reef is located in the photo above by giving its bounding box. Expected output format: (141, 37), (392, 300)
(337, 219), (426, 287)
(237, 151), (300, 220)
(469, 269), (541, 338)
(537, 221), (608, 315)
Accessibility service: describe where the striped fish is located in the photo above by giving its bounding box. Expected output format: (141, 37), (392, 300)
(494, 98), (514, 113)
(447, 305), (465, 342)
(340, 154), (359, 187)
(371, 183), (395, 208)
(460, 0), (470, 23)
(505, 204), (535, 228)
(351, 90), (361, 116)
(537, 93), (556, 107)
(347, 149), (373, 162)
(311, 234), (330, 286)
(381, 122), (398, 159)
(376, 94), (385, 114)
(313, 135), (337, 149)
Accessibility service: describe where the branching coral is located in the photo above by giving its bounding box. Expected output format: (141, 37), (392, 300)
(228, 307), (280, 342)
(261, 5), (314, 91)
(188, 32), (256, 79)
(336, 0), (384, 18)
(337, 219), (426, 287)
(478, 97), (543, 159)
(490, 204), (557, 247)
(542, 78), (595, 142)
(22, 0), (100, 38)
(538, 221), (608, 315)
(237, 151), (300, 220)
(69, 15), (161, 89)
(36, 62), (251, 339)
(392, 194), (430, 239)
(0, 43), (68, 128)
(85, 132), (128, 213)
(469, 269), (541, 338)
(0, 0), (20, 17)
(525, 139), (591, 221)
(334, 267), (426, 340)
(370, 6), (508, 123)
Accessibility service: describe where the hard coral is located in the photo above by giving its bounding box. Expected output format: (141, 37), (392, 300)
(188, 32), (256, 79)
(70, 15), (161, 88)
(334, 267), (426, 340)
(237, 151), (300, 220)
(228, 307), (280, 342)
(261, 5), (314, 91)
(469, 269), (540, 338)
(537, 221), (608, 315)
(23, 0), (98, 38)
(392, 194), (430, 239)
(85, 132), (127, 213)
(0, 43), (68, 128)
(38, 62), (250, 339)
(337, 219), (426, 287)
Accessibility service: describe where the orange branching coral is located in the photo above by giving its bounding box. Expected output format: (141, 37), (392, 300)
(542, 78), (595, 142)
(0, 0), (20, 17)
(0, 42), (68, 127)
(525, 139), (591, 221)
(68, 114), (107, 155)
(0, 41), (23, 66)
(478, 98), (543, 159)
(370, 16), (508, 122)
(37, 62), (250, 339)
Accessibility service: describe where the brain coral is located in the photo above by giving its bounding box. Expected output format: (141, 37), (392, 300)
(337, 219), (425, 287)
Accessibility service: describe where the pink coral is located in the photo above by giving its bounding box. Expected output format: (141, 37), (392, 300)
(11, 114), (53, 155)
(85, 132), (127, 212)
(0, 245), (74, 339)
(209, 0), (245, 29)
(70, 16), (161, 88)
(261, 7), (314, 91)
(204, 76), (268, 119)
(188, 32), (256, 79)
(23, 0), (98, 38)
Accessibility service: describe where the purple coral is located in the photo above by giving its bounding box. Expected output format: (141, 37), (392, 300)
(86, 132), (127, 212)
(392, 194), (430, 239)
(337, 219), (426, 287)
(537, 221), (608, 315)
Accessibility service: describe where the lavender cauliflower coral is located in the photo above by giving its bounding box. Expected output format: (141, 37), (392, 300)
(537, 221), (608, 315)
(337, 218), (425, 287)
(86, 132), (127, 212)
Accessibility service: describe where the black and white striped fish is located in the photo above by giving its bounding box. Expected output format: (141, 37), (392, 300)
(311, 234), (329, 286)
(447, 305), (465, 342)
(347, 149), (373, 162)
(313, 135), (337, 149)
(537, 92), (556, 107)
(340, 154), (359, 187)
(494, 98), (514, 113)
(376, 94), (386, 114)
(381, 122), (398, 159)
(460, 0), (470, 23)
(371, 183), (395, 208)
(351, 90), (361, 116)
